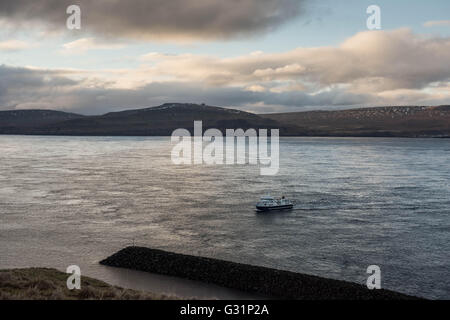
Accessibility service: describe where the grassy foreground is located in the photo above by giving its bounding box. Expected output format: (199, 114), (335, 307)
(0, 268), (173, 300)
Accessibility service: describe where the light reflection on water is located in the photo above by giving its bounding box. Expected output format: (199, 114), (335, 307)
(0, 136), (449, 299)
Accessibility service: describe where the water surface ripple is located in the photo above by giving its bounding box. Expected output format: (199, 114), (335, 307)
(0, 136), (449, 299)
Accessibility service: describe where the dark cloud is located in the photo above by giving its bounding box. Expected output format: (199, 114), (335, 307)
(0, 0), (304, 40)
(0, 65), (77, 108)
(1, 65), (448, 115)
(0, 65), (374, 114)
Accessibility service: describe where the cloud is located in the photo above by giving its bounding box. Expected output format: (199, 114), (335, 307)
(60, 38), (125, 54)
(1, 29), (449, 114)
(0, 65), (79, 109)
(424, 20), (450, 27)
(137, 29), (450, 93)
(0, 39), (32, 51)
(1, 63), (449, 115)
(244, 85), (267, 93)
(0, 0), (304, 41)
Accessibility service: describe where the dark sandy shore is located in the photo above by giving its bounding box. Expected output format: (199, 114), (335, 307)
(100, 246), (421, 300)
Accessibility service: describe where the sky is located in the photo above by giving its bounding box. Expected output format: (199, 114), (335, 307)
(0, 0), (449, 115)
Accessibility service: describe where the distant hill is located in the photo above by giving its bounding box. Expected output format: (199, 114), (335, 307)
(262, 105), (450, 137)
(0, 110), (84, 133)
(0, 103), (449, 137)
(5, 103), (280, 136)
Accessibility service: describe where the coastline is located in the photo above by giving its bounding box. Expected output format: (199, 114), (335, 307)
(100, 246), (422, 300)
(0, 268), (175, 300)
(0, 133), (448, 138)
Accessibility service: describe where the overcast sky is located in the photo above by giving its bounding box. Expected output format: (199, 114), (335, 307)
(0, 0), (449, 114)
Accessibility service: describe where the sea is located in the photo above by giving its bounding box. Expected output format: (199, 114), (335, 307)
(0, 135), (449, 299)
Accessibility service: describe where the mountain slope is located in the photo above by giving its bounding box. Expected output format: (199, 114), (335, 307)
(0, 103), (280, 135)
(0, 110), (84, 134)
(262, 106), (450, 137)
(0, 104), (449, 137)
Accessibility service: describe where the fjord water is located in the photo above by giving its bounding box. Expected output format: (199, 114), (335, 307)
(0, 136), (449, 299)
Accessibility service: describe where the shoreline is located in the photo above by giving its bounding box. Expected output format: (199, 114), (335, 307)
(0, 268), (175, 300)
(0, 133), (448, 138)
(100, 246), (422, 300)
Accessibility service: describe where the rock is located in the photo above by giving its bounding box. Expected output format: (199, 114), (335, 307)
(100, 246), (421, 300)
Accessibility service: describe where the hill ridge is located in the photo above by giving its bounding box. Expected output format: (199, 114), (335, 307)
(0, 103), (449, 137)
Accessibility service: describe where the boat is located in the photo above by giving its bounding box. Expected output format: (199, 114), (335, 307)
(256, 196), (294, 212)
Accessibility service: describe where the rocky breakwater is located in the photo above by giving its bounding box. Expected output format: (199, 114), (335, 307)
(100, 246), (420, 300)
